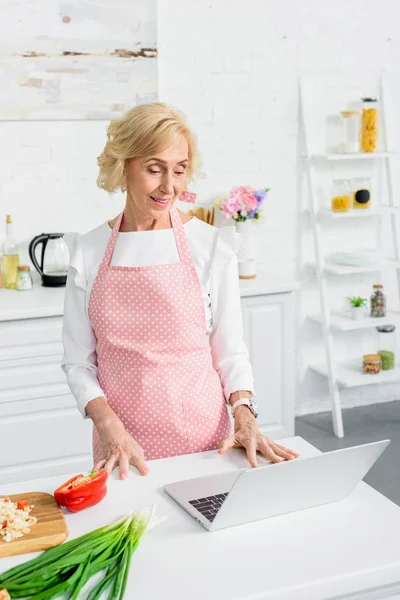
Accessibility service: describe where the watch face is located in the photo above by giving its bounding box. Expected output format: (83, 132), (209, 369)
(249, 399), (259, 417)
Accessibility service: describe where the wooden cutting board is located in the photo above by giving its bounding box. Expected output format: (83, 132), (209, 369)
(0, 492), (68, 558)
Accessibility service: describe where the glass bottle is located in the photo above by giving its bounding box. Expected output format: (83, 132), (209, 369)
(340, 110), (360, 153)
(16, 265), (33, 291)
(370, 284), (386, 318)
(2, 215), (20, 289)
(352, 176), (371, 209)
(361, 97), (379, 153)
(331, 179), (351, 212)
(376, 325), (396, 370)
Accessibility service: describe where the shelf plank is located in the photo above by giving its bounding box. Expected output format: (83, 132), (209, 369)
(317, 207), (381, 219)
(305, 206), (400, 219)
(306, 261), (381, 275)
(386, 258), (400, 269)
(382, 206), (400, 213)
(309, 152), (392, 161)
(310, 360), (400, 388)
(309, 311), (399, 331)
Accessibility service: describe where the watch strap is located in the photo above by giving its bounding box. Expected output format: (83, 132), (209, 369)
(230, 397), (257, 418)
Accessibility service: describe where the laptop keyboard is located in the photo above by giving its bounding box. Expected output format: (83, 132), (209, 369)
(188, 492), (229, 522)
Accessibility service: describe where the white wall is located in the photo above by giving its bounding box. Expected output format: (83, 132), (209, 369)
(2, 0), (400, 414)
(155, 0), (400, 415)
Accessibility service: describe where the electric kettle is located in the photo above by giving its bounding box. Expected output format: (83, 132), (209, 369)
(29, 233), (70, 287)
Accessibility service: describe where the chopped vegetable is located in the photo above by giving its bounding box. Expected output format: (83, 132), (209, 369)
(0, 506), (164, 599)
(0, 589), (10, 600)
(54, 469), (108, 512)
(0, 498), (37, 543)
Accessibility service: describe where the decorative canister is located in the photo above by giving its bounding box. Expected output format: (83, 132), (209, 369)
(331, 179), (351, 212)
(376, 325), (396, 370)
(15, 265), (33, 291)
(235, 220), (257, 279)
(352, 176), (371, 209)
(370, 284), (386, 318)
(360, 97), (379, 152)
(362, 354), (382, 374)
(340, 110), (360, 153)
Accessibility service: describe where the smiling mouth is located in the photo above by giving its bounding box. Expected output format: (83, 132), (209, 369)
(150, 196), (171, 205)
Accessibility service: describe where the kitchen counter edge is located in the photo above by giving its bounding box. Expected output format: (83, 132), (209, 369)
(0, 272), (299, 322)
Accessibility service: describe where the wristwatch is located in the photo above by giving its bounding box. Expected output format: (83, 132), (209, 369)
(230, 397), (258, 418)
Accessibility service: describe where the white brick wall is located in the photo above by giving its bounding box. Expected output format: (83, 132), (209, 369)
(1, 0), (400, 415)
(158, 0), (400, 416)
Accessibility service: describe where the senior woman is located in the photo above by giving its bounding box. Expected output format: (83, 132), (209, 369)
(61, 102), (299, 480)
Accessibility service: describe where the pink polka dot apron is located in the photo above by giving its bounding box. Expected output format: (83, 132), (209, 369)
(88, 207), (232, 463)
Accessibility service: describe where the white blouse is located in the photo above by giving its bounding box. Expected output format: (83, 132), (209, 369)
(61, 216), (256, 419)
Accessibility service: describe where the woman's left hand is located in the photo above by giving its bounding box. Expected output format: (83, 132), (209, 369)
(218, 406), (300, 467)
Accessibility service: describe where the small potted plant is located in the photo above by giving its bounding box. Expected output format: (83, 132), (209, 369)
(347, 296), (367, 320)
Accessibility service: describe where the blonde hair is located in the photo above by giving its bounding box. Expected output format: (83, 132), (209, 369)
(97, 102), (202, 193)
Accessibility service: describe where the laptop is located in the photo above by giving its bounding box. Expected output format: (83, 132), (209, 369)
(164, 439), (390, 531)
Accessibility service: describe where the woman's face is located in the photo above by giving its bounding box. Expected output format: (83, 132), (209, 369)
(124, 134), (189, 219)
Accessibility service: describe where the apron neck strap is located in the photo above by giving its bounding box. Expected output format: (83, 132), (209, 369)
(170, 207), (192, 265)
(100, 212), (123, 270)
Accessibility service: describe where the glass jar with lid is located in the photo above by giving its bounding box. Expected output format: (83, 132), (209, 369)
(362, 354), (382, 374)
(15, 265), (33, 291)
(331, 179), (351, 212)
(340, 110), (360, 153)
(351, 176), (371, 209)
(376, 325), (396, 370)
(361, 97), (379, 152)
(370, 284), (386, 318)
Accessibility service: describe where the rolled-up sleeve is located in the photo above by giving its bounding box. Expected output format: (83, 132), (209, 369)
(61, 235), (106, 419)
(208, 230), (256, 402)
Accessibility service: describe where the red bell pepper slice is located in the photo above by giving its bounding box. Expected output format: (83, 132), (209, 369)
(64, 484), (107, 513)
(54, 469), (108, 506)
(54, 475), (81, 506)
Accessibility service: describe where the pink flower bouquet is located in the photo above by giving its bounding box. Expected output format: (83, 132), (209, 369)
(215, 185), (269, 222)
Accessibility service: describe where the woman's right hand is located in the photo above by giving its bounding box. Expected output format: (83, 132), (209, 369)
(86, 396), (149, 479)
(92, 413), (149, 480)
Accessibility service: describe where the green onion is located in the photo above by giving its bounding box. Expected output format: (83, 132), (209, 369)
(0, 505), (163, 599)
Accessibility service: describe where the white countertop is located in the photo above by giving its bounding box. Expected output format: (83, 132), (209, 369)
(1, 436), (400, 600)
(238, 270), (299, 298)
(0, 271), (298, 322)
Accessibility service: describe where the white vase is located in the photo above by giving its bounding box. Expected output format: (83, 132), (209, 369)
(351, 306), (366, 320)
(235, 220), (257, 279)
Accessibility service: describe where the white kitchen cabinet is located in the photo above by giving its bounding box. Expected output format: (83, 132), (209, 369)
(241, 292), (295, 439)
(0, 312), (93, 485)
(0, 274), (297, 484)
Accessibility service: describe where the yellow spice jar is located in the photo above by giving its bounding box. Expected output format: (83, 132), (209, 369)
(361, 97), (379, 152)
(331, 179), (351, 212)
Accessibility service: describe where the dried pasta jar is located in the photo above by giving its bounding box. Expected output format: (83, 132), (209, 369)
(331, 179), (351, 213)
(362, 354), (382, 374)
(361, 97), (379, 152)
(376, 325), (396, 370)
(352, 176), (371, 209)
(370, 284), (386, 318)
(340, 110), (360, 153)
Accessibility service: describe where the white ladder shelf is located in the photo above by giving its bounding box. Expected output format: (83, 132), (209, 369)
(299, 74), (400, 438)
